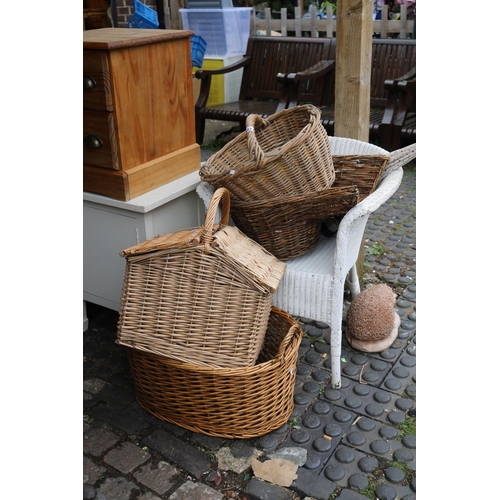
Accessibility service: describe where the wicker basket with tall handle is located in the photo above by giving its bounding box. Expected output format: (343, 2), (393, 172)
(116, 187), (287, 369)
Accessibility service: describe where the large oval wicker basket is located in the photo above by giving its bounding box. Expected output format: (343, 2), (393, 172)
(126, 307), (302, 438)
(116, 188), (286, 369)
(199, 105), (335, 201)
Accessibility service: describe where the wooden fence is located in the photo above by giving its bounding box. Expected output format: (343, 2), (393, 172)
(164, 3), (415, 39)
(251, 5), (415, 38)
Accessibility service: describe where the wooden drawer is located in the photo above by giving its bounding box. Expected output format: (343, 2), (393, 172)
(83, 29), (200, 201)
(83, 51), (113, 111)
(83, 109), (119, 170)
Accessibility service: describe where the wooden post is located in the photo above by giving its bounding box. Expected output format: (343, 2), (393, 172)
(169, 0), (182, 30)
(335, 0), (373, 285)
(334, 0), (373, 142)
(163, 0), (171, 29)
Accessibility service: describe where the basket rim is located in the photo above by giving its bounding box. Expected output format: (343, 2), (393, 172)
(244, 104), (322, 164)
(230, 184), (359, 211)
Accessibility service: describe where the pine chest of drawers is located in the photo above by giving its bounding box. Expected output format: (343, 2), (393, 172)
(83, 28), (200, 201)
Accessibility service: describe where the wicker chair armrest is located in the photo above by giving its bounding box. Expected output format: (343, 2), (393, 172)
(197, 178), (216, 212)
(342, 168), (404, 224)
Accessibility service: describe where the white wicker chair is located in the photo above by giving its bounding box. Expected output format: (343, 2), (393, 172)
(196, 137), (414, 388)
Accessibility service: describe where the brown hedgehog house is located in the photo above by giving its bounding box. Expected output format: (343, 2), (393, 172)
(346, 284), (400, 353)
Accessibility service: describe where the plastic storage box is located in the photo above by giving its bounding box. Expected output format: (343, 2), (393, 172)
(180, 7), (252, 57)
(126, 0), (159, 28)
(190, 35), (207, 67)
(186, 0), (233, 7)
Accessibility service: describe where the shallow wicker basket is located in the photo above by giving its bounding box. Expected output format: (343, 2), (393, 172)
(332, 154), (390, 202)
(199, 105), (335, 201)
(126, 307), (301, 438)
(116, 188), (286, 369)
(230, 185), (359, 260)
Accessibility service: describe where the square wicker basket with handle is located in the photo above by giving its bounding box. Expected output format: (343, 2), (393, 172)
(116, 188), (286, 369)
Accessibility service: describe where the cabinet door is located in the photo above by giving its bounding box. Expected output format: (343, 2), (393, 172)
(83, 204), (140, 310)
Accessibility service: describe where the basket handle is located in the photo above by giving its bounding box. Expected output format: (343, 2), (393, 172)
(201, 187), (231, 249)
(245, 105), (321, 169)
(245, 114), (271, 168)
(276, 323), (302, 361)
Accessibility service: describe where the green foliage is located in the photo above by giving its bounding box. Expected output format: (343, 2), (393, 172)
(302, 333), (326, 343)
(390, 460), (413, 479)
(397, 416), (416, 439)
(302, 0), (337, 14)
(359, 478), (379, 499)
(366, 242), (385, 256)
(321, 1), (337, 15)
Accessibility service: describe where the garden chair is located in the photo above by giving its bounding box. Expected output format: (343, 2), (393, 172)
(196, 138), (414, 388)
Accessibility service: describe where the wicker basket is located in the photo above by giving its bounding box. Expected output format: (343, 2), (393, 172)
(199, 105), (335, 201)
(332, 154), (390, 202)
(230, 185), (359, 260)
(126, 307), (302, 438)
(116, 188), (287, 369)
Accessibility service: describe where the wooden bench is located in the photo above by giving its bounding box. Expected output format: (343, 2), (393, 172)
(284, 38), (416, 151)
(391, 66), (416, 151)
(194, 36), (333, 145)
(194, 36), (416, 151)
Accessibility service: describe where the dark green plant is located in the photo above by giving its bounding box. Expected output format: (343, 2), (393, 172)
(397, 416), (416, 439)
(302, 333), (326, 343)
(321, 1), (337, 15)
(359, 477), (379, 499)
(367, 242), (385, 256)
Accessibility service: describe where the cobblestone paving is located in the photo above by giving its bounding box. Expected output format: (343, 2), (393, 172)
(84, 162), (416, 500)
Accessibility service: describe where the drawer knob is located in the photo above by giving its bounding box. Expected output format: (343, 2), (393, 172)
(83, 75), (96, 89)
(84, 135), (103, 149)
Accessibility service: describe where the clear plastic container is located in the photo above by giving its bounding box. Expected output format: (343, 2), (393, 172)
(180, 7), (252, 57)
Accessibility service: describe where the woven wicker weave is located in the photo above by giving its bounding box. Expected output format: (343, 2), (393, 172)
(199, 105), (335, 201)
(230, 185), (359, 261)
(382, 143), (416, 178)
(332, 154), (390, 202)
(116, 188), (287, 369)
(126, 307), (302, 438)
(326, 137), (416, 180)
